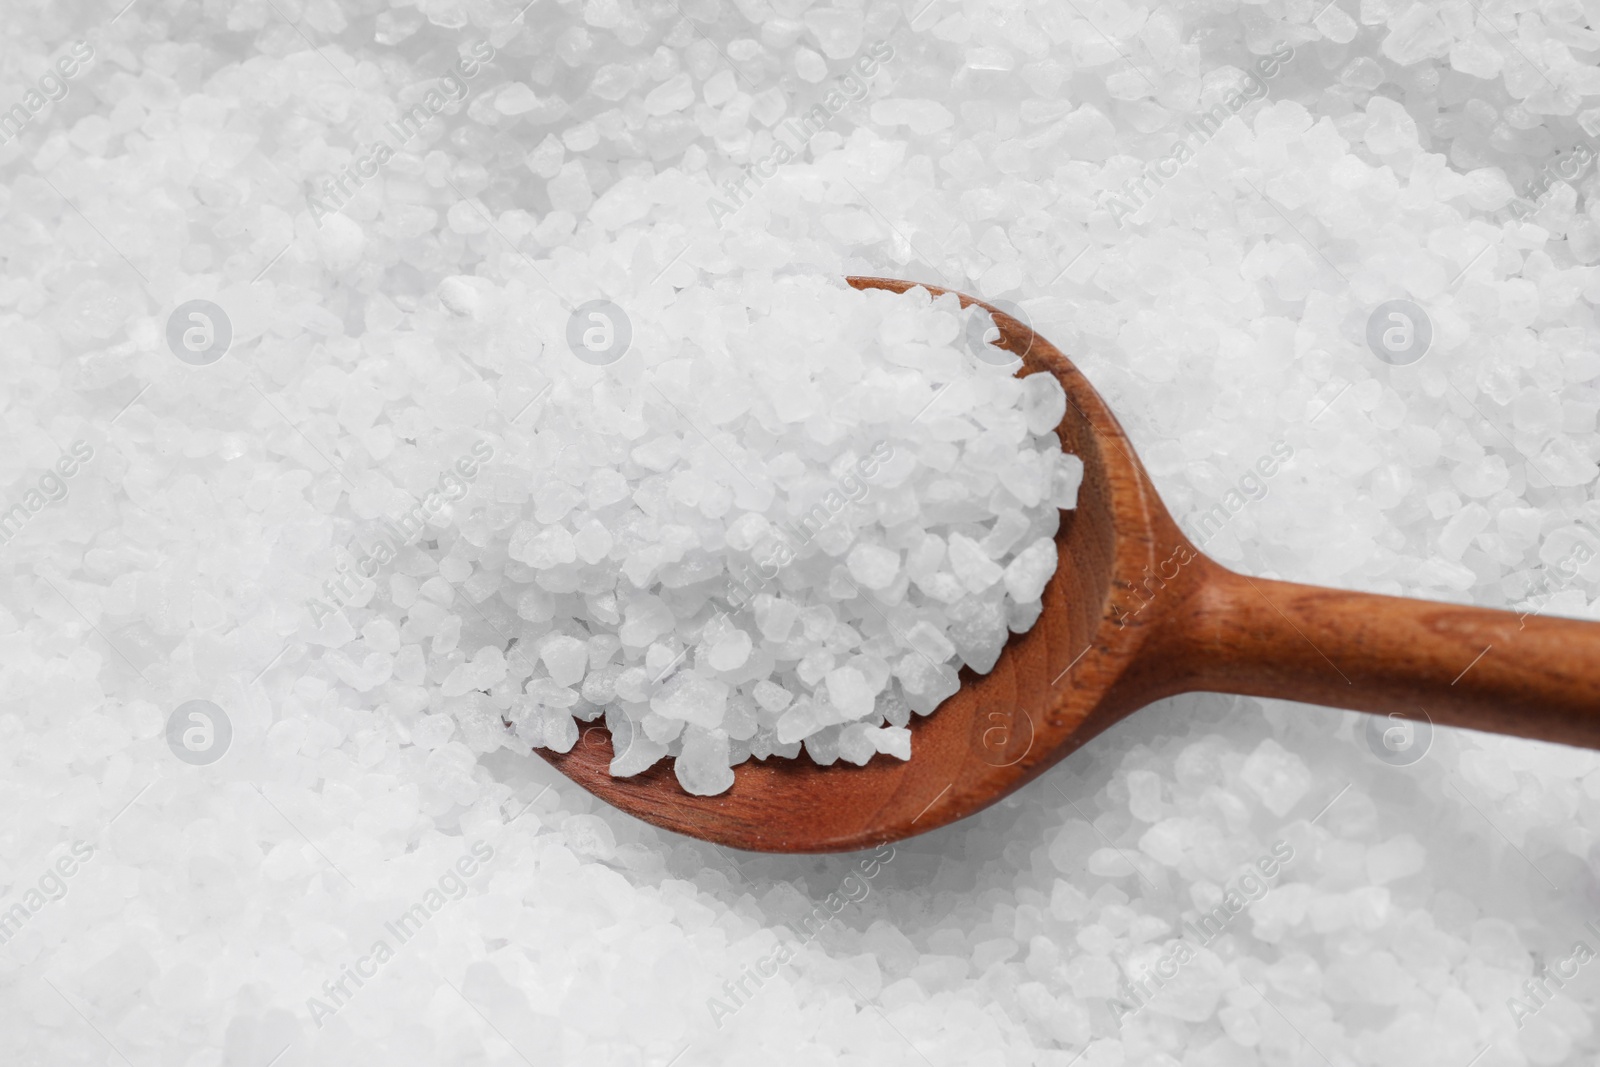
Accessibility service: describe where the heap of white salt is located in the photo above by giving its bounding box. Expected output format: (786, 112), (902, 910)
(452, 277), (1079, 794)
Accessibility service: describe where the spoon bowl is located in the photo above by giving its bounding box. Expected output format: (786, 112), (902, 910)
(536, 277), (1600, 852)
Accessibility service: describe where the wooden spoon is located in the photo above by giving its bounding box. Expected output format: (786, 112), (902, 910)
(536, 276), (1600, 853)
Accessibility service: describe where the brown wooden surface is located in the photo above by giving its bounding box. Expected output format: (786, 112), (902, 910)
(1140, 568), (1600, 742)
(534, 276), (1600, 853)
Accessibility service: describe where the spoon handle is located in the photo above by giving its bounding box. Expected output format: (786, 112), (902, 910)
(1164, 563), (1600, 745)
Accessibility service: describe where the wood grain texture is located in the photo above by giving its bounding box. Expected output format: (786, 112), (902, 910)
(532, 276), (1600, 853)
(1143, 568), (1600, 744)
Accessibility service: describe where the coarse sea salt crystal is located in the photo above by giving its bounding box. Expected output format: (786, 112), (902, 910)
(947, 532), (1006, 592)
(837, 723), (878, 765)
(540, 635), (589, 687)
(675, 727), (734, 795)
(1004, 537), (1059, 603)
(651, 672), (730, 729)
(704, 627), (753, 671)
(825, 667), (876, 720)
(1240, 739), (1314, 816)
(846, 542), (901, 589)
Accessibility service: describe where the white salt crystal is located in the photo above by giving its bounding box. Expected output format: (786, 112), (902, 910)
(723, 694), (758, 740)
(494, 82), (541, 115)
(525, 133), (563, 177)
(752, 679), (793, 714)
(905, 620), (957, 663)
(1126, 770), (1164, 823)
(1240, 739), (1314, 816)
(607, 713), (668, 777)
(542, 708), (579, 752)
(1020, 372), (1067, 435)
(879, 689), (912, 728)
(1008, 597), (1043, 634)
(540, 635), (589, 687)
(547, 160), (593, 212)
(560, 813), (617, 862)
(1437, 503), (1491, 561)
(755, 597), (802, 642)
(619, 596), (675, 647)
(361, 617), (400, 653)
(946, 596), (1009, 674)
(1138, 818), (1194, 866)
(802, 9), (863, 58)
(824, 667), (875, 720)
(870, 725), (912, 759)
(413, 713), (455, 750)
(573, 518), (613, 564)
(527, 679), (579, 708)
(314, 214), (365, 270)
(793, 46), (827, 82)
(804, 726), (843, 766)
(982, 510), (1031, 558)
(907, 533), (946, 578)
(582, 665), (620, 704)
(836, 723), (877, 765)
(439, 646), (506, 696)
(896, 654), (961, 714)
(612, 667), (650, 703)
(1050, 453), (1084, 509)
(642, 712), (683, 745)
(1004, 537), (1058, 603)
(705, 627), (753, 671)
(947, 532), (1004, 592)
(776, 700), (825, 744)
(725, 512), (771, 551)
(650, 671), (729, 729)
(1365, 835), (1426, 884)
(846, 543), (901, 590)
(524, 527), (576, 568)
(644, 73), (694, 115)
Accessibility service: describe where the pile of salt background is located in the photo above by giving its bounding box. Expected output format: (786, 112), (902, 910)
(0, 0), (1598, 1063)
